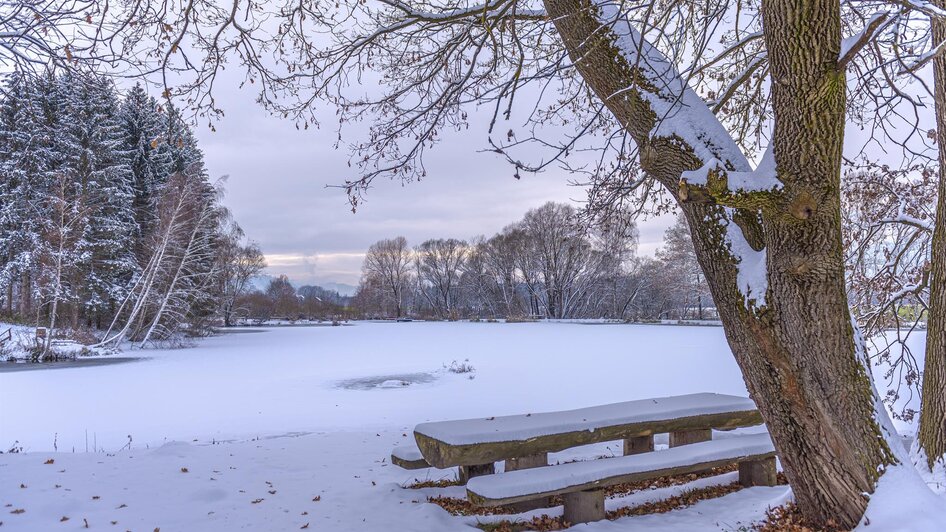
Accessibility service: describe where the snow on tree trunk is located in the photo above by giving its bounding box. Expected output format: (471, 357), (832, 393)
(545, 0), (901, 526)
(140, 195), (214, 346)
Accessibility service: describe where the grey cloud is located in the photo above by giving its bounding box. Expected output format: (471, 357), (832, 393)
(193, 86), (673, 287)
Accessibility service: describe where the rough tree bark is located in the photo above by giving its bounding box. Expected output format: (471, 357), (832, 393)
(545, 0), (897, 526)
(918, 0), (946, 473)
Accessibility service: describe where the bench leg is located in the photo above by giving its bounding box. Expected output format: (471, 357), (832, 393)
(669, 428), (712, 447)
(739, 456), (777, 487)
(503, 453), (550, 512)
(458, 463), (495, 484)
(506, 452), (548, 471)
(563, 489), (605, 525)
(623, 435), (654, 455)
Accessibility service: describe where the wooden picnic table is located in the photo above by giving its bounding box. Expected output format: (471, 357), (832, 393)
(392, 392), (773, 522)
(413, 392), (762, 472)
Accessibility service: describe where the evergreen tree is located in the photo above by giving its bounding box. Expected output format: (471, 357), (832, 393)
(164, 102), (205, 177)
(0, 69), (229, 341)
(117, 83), (173, 245)
(0, 72), (56, 317)
(53, 72), (137, 326)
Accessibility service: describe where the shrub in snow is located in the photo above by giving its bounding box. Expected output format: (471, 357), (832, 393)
(445, 359), (475, 375)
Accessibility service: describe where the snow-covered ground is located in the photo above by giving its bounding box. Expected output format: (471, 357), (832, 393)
(0, 322), (940, 530)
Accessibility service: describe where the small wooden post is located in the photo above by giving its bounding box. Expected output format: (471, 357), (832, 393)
(739, 456), (777, 487)
(669, 428), (712, 447)
(623, 435), (654, 455)
(504, 453), (550, 512)
(458, 463), (495, 484)
(563, 489), (605, 524)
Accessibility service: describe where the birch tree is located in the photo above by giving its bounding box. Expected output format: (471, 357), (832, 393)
(36, 172), (87, 357)
(98, 171), (221, 347)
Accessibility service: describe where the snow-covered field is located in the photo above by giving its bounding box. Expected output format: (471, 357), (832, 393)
(0, 322), (939, 531)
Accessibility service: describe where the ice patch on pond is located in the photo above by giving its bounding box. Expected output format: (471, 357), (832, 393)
(336, 372), (437, 390)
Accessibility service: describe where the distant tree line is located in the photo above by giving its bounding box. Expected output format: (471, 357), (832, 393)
(0, 72), (264, 350)
(235, 275), (354, 322)
(352, 202), (713, 321)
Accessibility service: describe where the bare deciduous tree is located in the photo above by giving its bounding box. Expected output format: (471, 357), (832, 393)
(656, 214), (713, 320)
(918, 0), (946, 479)
(415, 238), (467, 318)
(478, 229), (529, 318)
(266, 274), (299, 318)
(216, 221), (266, 326)
(518, 202), (604, 318)
(363, 236), (412, 318)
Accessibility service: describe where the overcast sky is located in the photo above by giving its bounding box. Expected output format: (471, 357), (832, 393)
(193, 85), (675, 290)
(150, 2), (936, 293)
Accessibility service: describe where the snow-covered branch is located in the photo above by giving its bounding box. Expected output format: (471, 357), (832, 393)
(839, 12), (895, 70)
(677, 146), (782, 210)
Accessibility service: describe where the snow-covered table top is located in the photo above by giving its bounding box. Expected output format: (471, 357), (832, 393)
(467, 432), (775, 504)
(415, 393), (761, 468)
(418, 393), (757, 446)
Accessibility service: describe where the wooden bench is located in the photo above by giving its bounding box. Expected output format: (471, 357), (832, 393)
(466, 432), (777, 524)
(410, 393), (762, 482)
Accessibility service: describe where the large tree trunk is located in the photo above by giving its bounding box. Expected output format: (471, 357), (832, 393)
(545, 0), (897, 526)
(750, 1), (896, 522)
(919, 0), (946, 472)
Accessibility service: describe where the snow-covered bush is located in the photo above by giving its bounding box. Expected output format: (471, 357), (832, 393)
(445, 359), (475, 375)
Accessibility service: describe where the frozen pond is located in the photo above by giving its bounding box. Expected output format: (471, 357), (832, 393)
(0, 321), (923, 453)
(0, 322), (747, 452)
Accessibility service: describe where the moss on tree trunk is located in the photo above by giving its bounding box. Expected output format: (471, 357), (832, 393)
(543, 0), (897, 526)
(919, 0), (946, 472)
